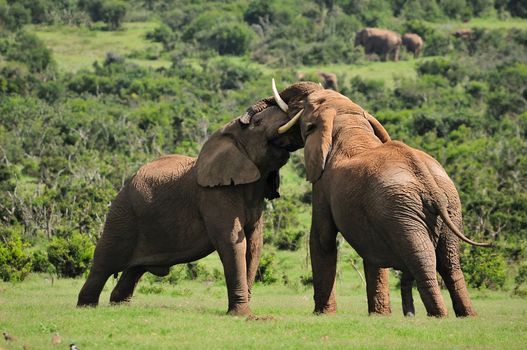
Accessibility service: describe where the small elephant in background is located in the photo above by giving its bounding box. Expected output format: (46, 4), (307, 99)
(318, 72), (338, 91)
(355, 28), (402, 61)
(402, 33), (424, 58)
(268, 83), (490, 317)
(77, 86), (316, 315)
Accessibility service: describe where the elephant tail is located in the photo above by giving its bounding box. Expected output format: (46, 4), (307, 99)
(435, 202), (492, 247)
(401, 142), (493, 248)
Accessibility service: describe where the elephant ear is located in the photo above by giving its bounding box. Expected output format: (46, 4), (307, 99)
(196, 128), (260, 187)
(304, 108), (336, 183)
(364, 112), (391, 143)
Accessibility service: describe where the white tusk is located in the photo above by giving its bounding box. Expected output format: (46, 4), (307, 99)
(272, 78), (289, 112)
(278, 109), (303, 134)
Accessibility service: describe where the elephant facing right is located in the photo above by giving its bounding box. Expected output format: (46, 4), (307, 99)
(263, 83), (491, 318)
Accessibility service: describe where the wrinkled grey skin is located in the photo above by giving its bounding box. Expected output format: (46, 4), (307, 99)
(355, 28), (402, 61)
(402, 33), (424, 58)
(77, 105), (304, 316)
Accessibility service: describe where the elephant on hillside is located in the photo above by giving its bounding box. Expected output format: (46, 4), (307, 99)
(77, 90), (315, 315)
(355, 28), (402, 61)
(402, 33), (424, 58)
(319, 72), (338, 91)
(260, 82), (490, 317)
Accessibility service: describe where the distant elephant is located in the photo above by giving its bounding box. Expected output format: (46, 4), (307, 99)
(402, 33), (424, 58)
(77, 98), (309, 315)
(318, 72), (338, 91)
(453, 28), (473, 39)
(355, 28), (402, 61)
(268, 84), (490, 317)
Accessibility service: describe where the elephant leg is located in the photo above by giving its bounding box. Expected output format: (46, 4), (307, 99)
(363, 263), (391, 315)
(245, 218), (263, 301)
(400, 232), (447, 317)
(401, 272), (415, 316)
(207, 217), (251, 316)
(109, 266), (146, 304)
(77, 268), (113, 307)
(310, 202), (338, 315)
(436, 235), (476, 317)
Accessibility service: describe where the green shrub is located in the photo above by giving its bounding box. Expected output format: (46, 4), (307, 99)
(31, 249), (54, 273)
(255, 252), (277, 284)
(513, 263), (527, 297)
(47, 232), (94, 278)
(185, 261), (212, 281)
(0, 226), (32, 282)
(461, 246), (507, 289)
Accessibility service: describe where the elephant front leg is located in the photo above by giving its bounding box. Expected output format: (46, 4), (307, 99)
(310, 208), (338, 315)
(363, 263), (391, 316)
(245, 218), (263, 302)
(207, 217), (251, 316)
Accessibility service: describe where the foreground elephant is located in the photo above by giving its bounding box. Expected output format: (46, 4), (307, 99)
(270, 84), (490, 317)
(402, 33), (424, 58)
(355, 28), (401, 61)
(77, 99), (309, 315)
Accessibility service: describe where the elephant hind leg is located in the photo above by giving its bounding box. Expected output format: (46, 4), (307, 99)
(110, 266), (146, 304)
(436, 239), (476, 317)
(400, 232), (447, 317)
(77, 269), (113, 307)
(401, 272), (415, 317)
(363, 263), (391, 315)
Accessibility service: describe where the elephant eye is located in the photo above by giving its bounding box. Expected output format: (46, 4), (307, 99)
(305, 122), (316, 133)
(254, 119), (262, 126)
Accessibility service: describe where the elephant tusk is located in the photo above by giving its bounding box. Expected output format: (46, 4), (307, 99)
(272, 78), (289, 112)
(278, 109), (303, 134)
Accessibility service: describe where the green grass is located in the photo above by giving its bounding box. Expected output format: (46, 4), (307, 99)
(2, 251), (527, 350)
(429, 17), (527, 30)
(29, 22), (171, 72)
(300, 59), (420, 88)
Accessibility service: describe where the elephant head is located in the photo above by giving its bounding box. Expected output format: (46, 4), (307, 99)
(271, 86), (391, 182)
(354, 28), (368, 47)
(196, 103), (306, 198)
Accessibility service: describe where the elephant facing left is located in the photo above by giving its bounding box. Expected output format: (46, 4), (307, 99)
(77, 104), (304, 316)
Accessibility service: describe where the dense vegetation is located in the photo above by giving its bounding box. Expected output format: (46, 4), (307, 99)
(1, 0), (526, 297)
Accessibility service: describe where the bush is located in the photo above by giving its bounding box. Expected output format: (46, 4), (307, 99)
(31, 249), (53, 273)
(461, 246), (507, 289)
(5, 31), (55, 73)
(513, 263), (527, 297)
(255, 252), (277, 284)
(264, 198), (306, 251)
(100, 0), (127, 30)
(47, 232), (94, 278)
(0, 226), (32, 282)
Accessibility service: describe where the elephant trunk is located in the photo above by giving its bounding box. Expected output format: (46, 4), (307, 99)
(240, 81), (323, 124)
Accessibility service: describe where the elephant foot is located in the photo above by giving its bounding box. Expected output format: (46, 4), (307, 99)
(404, 312), (415, 317)
(76, 300), (98, 308)
(368, 309), (391, 316)
(455, 309), (477, 318)
(109, 298), (132, 306)
(227, 305), (252, 316)
(313, 305), (337, 315)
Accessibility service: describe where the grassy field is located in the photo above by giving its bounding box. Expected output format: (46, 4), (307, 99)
(2, 264), (527, 350)
(30, 22), (171, 72)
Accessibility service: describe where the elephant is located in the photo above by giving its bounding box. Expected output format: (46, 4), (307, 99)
(355, 28), (402, 62)
(402, 33), (424, 58)
(318, 72), (338, 91)
(268, 84), (490, 317)
(453, 28), (473, 39)
(77, 96), (311, 315)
